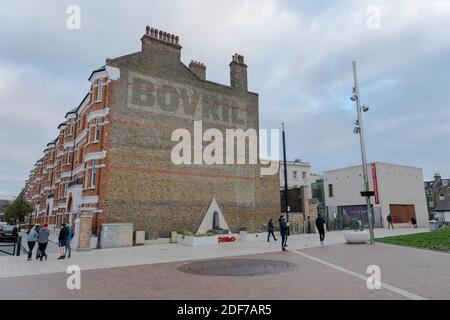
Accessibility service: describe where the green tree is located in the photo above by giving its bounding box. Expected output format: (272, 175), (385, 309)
(4, 190), (33, 224)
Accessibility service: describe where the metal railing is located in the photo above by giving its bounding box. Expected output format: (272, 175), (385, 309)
(0, 236), (22, 256)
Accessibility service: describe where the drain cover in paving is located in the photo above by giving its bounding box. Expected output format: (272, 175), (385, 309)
(177, 259), (297, 276)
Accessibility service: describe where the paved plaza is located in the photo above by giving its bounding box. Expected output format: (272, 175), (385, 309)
(0, 228), (448, 300)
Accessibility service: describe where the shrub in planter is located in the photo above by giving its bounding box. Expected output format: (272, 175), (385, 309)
(196, 232), (215, 237)
(177, 229), (194, 239)
(349, 219), (361, 230)
(247, 227), (261, 234)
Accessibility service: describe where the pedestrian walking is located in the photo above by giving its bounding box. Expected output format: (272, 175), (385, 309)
(267, 219), (277, 242)
(65, 224), (74, 259)
(35, 225), (41, 259)
(315, 215), (326, 246)
(58, 223), (69, 260)
(280, 217), (289, 251)
(387, 213), (394, 229)
(410, 216), (417, 228)
(26, 225), (38, 261)
(37, 223), (50, 261)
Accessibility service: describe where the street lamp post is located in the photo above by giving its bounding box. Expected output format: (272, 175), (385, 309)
(351, 61), (375, 245)
(282, 123), (290, 224)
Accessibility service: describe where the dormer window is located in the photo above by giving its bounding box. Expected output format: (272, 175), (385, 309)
(96, 79), (103, 102)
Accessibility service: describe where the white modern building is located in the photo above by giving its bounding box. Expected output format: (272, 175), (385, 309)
(324, 162), (429, 228)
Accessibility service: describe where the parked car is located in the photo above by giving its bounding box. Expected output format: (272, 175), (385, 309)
(0, 225), (18, 241)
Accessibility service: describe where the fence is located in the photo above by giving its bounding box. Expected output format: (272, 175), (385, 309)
(325, 206), (383, 231)
(0, 236), (22, 256)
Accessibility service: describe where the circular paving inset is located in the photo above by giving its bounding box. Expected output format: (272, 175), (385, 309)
(177, 259), (297, 277)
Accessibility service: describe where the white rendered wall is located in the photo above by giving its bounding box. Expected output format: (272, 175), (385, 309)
(324, 162), (429, 228)
(376, 163), (428, 228)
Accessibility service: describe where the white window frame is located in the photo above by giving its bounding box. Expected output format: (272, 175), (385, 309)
(84, 162), (88, 188)
(93, 118), (100, 142)
(90, 160), (97, 188)
(66, 147), (73, 165)
(86, 126), (90, 144)
(96, 79), (103, 102)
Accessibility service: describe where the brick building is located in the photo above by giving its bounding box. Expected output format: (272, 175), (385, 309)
(425, 173), (450, 218)
(24, 26), (280, 240)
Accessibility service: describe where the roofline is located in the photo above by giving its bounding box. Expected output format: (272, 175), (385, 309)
(324, 162), (423, 174)
(64, 92), (90, 118)
(46, 137), (58, 147)
(57, 121), (67, 129)
(180, 63), (259, 96)
(88, 66), (106, 81)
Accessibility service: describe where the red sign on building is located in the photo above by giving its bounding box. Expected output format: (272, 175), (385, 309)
(371, 163), (379, 204)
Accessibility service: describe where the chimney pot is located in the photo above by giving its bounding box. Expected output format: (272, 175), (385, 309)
(189, 60), (206, 80)
(141, 25), (182, 59)
(229, 53), (248, 91)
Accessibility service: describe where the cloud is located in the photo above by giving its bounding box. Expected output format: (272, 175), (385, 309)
(0, 0), (450, 198)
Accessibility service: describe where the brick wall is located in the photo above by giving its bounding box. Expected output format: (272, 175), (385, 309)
(102, 27), (280, 238)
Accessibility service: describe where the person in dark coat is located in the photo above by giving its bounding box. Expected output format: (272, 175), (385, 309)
(280, 217), (289, 251)
(58, 223), (69, 260)
(267, 219), (277, 242)
(410, 216), (417, 228)
(315, 215), (326, 246)
(387, 213), (394, 229)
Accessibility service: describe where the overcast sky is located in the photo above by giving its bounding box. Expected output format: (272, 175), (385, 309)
(1, 0), (450, 199)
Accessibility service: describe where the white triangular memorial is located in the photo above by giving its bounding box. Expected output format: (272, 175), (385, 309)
(196, 198), (230, 234)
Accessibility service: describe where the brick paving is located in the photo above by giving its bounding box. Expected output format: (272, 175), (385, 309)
(1, 228), (446, 300)
(298, 243), (450, 300)
(0, 251), (405, 300)
(0, 228), (428, 278)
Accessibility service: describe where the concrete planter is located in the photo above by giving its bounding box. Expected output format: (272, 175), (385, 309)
(344, 230), (369, 244)
(177, 234), (238, 246)
(177, 234), (218, 247)
(239, 231), (266, 242)
(90, 236), (98, 249)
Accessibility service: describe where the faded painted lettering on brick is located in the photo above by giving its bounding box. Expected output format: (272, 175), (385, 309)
(128, 72), (248, 127)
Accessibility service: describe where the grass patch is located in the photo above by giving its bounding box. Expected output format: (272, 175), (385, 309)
(376, 228), (450, 253)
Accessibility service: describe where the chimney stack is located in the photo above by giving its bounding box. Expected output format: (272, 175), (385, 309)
(189, 60), (206, 80)
(229, 53), (248, 91)
(141, 26), (182, 61)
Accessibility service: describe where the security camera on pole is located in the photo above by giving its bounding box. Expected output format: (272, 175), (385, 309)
(351, 61), (375, 245)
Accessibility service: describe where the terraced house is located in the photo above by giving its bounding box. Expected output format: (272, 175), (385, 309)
(24, 26), (279, 241)
(24, 68), (110, 233)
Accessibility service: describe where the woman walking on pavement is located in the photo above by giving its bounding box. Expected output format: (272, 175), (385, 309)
(37, 223), (50, 261)
(26, 225), (38, 261)
(315, 215), (326, 246)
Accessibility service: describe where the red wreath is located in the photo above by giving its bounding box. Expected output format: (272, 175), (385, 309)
(218, 236), (236, 243)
